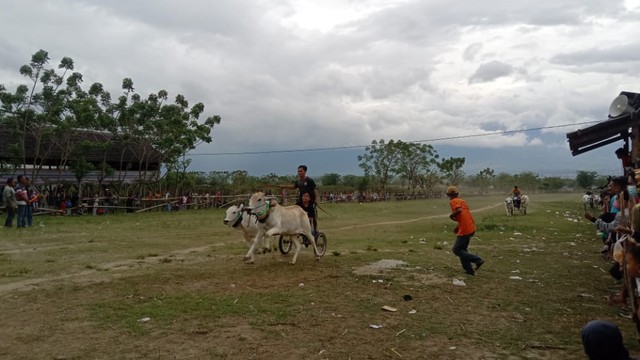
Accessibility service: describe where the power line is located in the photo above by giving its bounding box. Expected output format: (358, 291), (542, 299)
(187, 120), (601, 156)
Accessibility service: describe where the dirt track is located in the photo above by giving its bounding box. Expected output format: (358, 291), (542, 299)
(332, 202), (503, 231)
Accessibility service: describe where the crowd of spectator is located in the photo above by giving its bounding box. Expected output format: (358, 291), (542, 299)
(581, 147), (640, 359)
(2, 182), (232, 222)
(2, 175), (39, 228)
(320, 190), (444, 203)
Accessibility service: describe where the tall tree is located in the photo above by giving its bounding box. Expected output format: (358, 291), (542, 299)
(321, 173), (341, 186)
(576, 170), (598, 189)
(514, 171), (540, 192)
(393, 141), (439, 194)
(21, 51), (77, 180)
(438, 157), (466, 185)
(358, 139), (400, 192)
(472, 167), (495, 193)
(1, 50), (75, 180)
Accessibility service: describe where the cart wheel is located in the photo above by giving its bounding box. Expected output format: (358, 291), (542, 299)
(278, 235), (293, 255)
(315, 232), (327, 257)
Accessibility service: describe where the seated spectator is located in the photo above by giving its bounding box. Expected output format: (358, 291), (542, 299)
(585, 177), (632, 284)
(585, 177), (632, 233)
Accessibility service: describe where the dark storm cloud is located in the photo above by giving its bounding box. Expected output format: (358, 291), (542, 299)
(551, 43), (640, 66)
(0, 0), (638, 175)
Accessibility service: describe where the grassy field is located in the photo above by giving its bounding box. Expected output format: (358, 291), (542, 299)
(0, 193), (634, 359)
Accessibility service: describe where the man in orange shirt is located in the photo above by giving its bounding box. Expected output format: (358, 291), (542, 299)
(447, 186), (485, 275)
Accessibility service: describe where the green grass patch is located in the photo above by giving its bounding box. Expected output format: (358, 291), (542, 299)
(0, 193), (631, 359)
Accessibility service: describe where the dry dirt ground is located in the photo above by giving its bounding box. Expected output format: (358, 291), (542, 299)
(0, 253), (515, 360)
(0, 201), (594, 359)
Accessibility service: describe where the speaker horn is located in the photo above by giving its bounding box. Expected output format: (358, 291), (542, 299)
(609, 94), (635, 117)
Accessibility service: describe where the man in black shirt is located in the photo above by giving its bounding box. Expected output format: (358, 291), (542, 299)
(281, 165), (318, 234)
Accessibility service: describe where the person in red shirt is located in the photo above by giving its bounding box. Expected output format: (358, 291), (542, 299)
(447, 186), (485, 275)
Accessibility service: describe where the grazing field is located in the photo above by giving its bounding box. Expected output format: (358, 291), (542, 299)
(0, 193), (634, 359)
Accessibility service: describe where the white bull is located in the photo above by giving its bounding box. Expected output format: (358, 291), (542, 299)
(223, 204), (272, 253)
(505, 197), (514, 216)
(520, 194), (529, 215)
(245, 192), (319, 265)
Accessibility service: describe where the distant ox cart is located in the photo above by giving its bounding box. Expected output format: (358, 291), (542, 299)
(582, 191), (601, 211)
(505, 195), (529, 216)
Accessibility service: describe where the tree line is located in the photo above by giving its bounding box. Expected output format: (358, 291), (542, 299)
(161, 167), (588, 198)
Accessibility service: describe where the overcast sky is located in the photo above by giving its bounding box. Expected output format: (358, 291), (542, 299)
(1, 0), (639, 177)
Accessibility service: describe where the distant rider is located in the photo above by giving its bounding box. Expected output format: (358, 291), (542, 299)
(510, 186), (522, 208)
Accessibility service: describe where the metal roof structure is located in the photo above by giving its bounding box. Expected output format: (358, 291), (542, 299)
(566, 91), (640, 156)
(0, 126), (163, 171)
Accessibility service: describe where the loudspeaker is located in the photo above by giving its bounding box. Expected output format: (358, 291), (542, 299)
(609, 94), (635, 117)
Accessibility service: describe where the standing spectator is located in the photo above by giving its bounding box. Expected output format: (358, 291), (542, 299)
(25, 177), (36, 226)
(214, 190), (222, 208)
(59, 196), (67, 215)
(70, 192), (80, 215)
(446, 186), (485, 276)
(180, 194), (187, 210)
(104, 188), (112, 214)
(48, 190), (58, 213)
(92, 194), (99, 216)
(144, 191), (153, 209)
(41, 190), (49, 209)
(134, 194), (141, 210)
(164, 191), (171, 211)
(126, 193), (134, 213)
(3, 178), (17, 227)
(15, 175), (29, 228)
(204, 192), (210, 208)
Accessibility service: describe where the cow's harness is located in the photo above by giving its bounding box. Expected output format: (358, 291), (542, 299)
(252, 201), (271, 223)
(231, 209), (244, 228)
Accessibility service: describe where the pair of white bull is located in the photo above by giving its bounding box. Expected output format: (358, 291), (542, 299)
(223, 192), (320, 265)
(582, 193), (601, 210)
(505, 195), (529, 215)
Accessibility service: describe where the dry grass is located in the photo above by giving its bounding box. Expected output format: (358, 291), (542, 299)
(0, 193), (634, 359)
